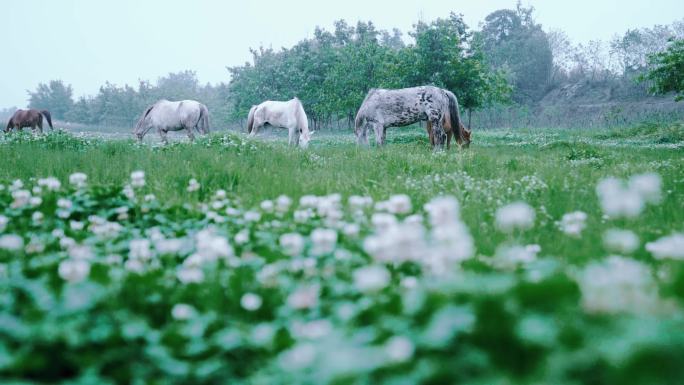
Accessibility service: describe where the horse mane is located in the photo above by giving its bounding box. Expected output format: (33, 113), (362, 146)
(293, 98), (309, 133)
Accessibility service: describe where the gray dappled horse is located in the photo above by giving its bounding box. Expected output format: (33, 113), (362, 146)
(5, 109), (53, 134)
(134, 100), (210, 143)
(354, 86), (471, 149)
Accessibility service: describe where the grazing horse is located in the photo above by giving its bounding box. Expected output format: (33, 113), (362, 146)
(354, 86), (471, 149)
(134, 99), (210, 143)
(425, 108), (471, 149)
(246, 98), (313, 148)
(5, 109), (53, 134)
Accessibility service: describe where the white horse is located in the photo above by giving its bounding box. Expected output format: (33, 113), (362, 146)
(246, 98), (313, 147)
(134, 99), (210, 143)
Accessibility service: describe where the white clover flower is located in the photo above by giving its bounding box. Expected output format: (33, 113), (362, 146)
(176, 266), (204, 283)
(241, 292), (263, 311)
(353, 265), (390, 293)
(603, 229), (640, 254)
(0, 234), (24, 251)
(187, 178), (200, 192)
(29, 196), (42, 207)
(58, 258), (90, 283)
(234, 229), (250, 245)
(125, 258), (146, 274)
(37, 177), (61, 191)
(32, 186), (42, 195)
(244, 210), (261, 222)
(57, 198), (73, 210)
(195, 230), (234, 262)
(32, 211), (44, 225)
(364, 222), (425, 264)
(578, 256), (659, 314)
(287, 284), (320, 310)
(280, 343), (316, 370)
(260, 200), (274, 213)
(310, 228), (337, 255)
(596, 177), (644, 218)
(628, 173), (662, 205)
(60, 237), (76, 250)
(155, 238), (184, 254)
(214, 189), (227, 200)
(122, 184), (135, 200)
(645, 233), (684, 260)
(342, 223), (360, 238)
(144, 194), (156, 202)
(495, 202), (535, 232)
(371, 213), (398, 232)
(51, 228), (65, 239)
(387, 194), (412, 214)
(69, 172), (87, 188)
(275, 195), (293, 213)
(11, 189), (31, 208)
(385, 336), (414, 363)
(293, 209), (313, 223)
(69, 220), (84, 231)
(130, 170), (145, 188)
(129, 239), (152, 261)
(400, 276), (419, 290)
(557, 211), (588, 237)
(424, 196), (460, 226)
(0, 215), (8, 232)
(280, 233), (305, 256)
(348, 195), (373, 211)
(291, 319), (332, 340)
(171, 303), (197, 321)
(494, 244), (540, 269)
(299, 195), (319, 208)
(68, 244), (93, 260)
(9, 179), (23, 192)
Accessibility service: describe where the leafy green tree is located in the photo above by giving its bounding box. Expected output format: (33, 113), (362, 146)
(27, 80), (74, 120)
(642, 39), (684, 101)
(479, 3), (552, 103)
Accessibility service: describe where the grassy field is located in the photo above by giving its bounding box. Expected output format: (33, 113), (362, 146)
(0, 124), (683, 384)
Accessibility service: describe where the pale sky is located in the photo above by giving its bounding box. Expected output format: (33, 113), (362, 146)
(1, 0), (682, 107)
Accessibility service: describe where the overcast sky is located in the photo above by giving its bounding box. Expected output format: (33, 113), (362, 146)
(1, 0), (682, 107)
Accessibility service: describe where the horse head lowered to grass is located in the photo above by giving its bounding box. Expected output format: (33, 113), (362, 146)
(354, 86), (471, 150)
(5, 109), (53, 134)
(134, 99), (210, 144)
(246, 98), (313, 148)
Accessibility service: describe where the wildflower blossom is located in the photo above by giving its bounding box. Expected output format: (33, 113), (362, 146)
(130, 170), (145, 188)
(0, 234), (24, 250)
(187, 178), (200, 192)
(69, 172), (87, 188)
(645, 233), (684, 260)
(557, 211), (588, 237)
(385, 336), (414, 363)
(241, 292), (263, 311)
(171, 303), (197, 321)
(58, 258), (90, 283)
(310, 228), (337, 255)
(37, 177), (61, 191)
(596, 177), (644, 218)
(287, 284), (320, 310)
(353, 265), (390, 293)
(280, 233), (305, 256)
(603, 229), (640, 254)
(386, 194), (412, 214)
(495, 202), (535, 232)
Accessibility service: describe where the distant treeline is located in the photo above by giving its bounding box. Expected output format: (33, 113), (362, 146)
(11, 3), (684, 130)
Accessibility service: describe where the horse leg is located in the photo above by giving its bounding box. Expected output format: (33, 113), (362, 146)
(37, 120), (43, 134)
(430, 118), (446, 150)
(288, 127), (300, 147)
(426, 120), (435, 147)
(447, 129), (453, 150)
(373, 123), (386, 147)
(185, 126), (195, 142)
(355, 123), (369, 146)
(158, 128), (169, 145)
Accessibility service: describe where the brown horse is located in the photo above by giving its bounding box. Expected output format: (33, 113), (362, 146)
(5, 109), (54, 133)
(426, 108), (471, 149)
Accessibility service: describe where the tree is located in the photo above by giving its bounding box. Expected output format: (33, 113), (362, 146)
(27, 80), (74, 120)
(642, 39), (684, 101)
(479, 3), (553, 103)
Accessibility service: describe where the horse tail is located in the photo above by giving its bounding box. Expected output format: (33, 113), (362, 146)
(445, 90), (466, 142)
(40, 110), (53, 130)
(246, 105), (257, 134)
(198, 104), (210, 134)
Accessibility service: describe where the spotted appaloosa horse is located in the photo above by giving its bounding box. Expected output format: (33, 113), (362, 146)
(354, 86), (471, 149)
(5, 109), (53, 133)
